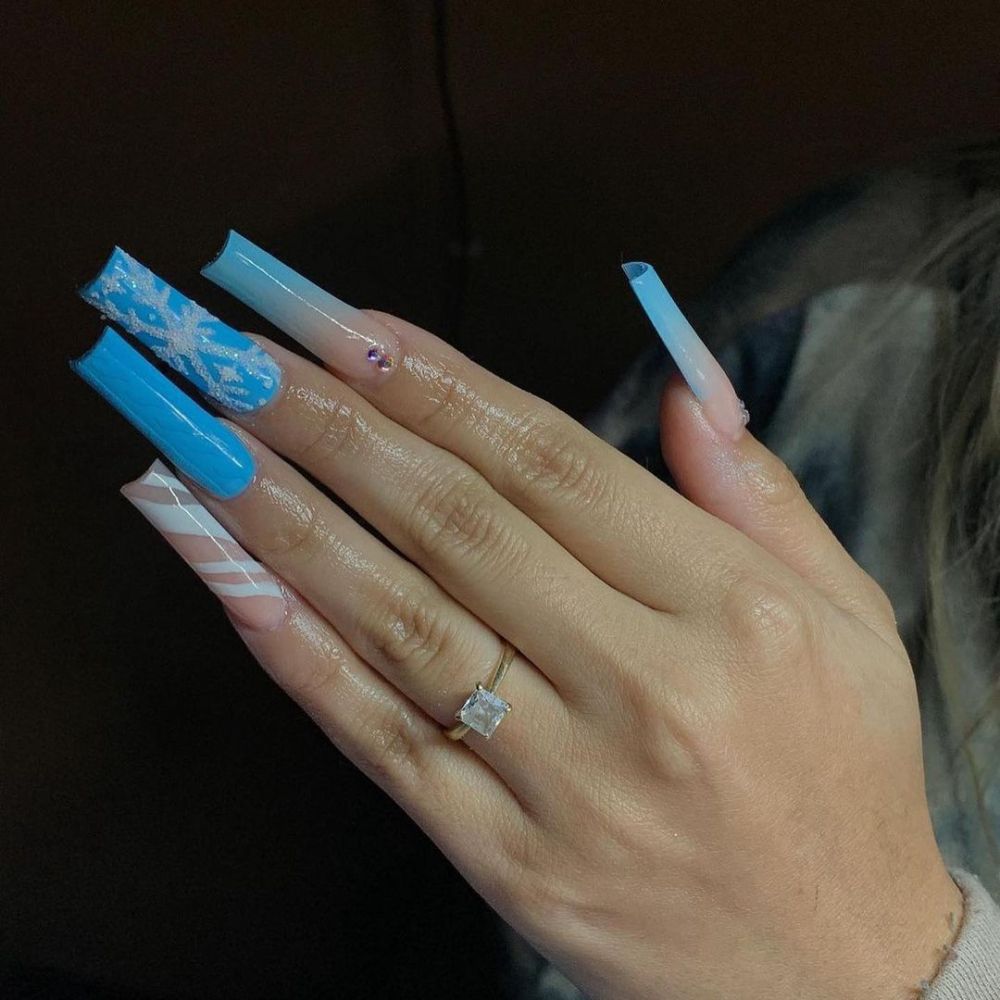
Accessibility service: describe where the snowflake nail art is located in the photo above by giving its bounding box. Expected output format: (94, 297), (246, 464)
(80, 248), (281, 412)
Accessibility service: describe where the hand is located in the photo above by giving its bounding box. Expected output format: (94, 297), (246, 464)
(82, 244), (963, 1000)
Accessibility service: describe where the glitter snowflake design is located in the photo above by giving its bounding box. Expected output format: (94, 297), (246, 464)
(86, 250), (279, 412)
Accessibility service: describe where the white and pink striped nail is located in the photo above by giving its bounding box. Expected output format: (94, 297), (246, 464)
(121, 459), (287, 631)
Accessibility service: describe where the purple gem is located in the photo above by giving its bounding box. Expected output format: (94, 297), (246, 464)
(367, 347), (380, 361)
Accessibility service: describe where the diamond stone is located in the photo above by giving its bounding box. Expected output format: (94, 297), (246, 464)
(456, 685), (511, 738)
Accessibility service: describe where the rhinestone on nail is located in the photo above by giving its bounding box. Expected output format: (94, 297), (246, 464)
(366, 345), (395, 371)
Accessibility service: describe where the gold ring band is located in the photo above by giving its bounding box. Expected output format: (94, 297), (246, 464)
(443, 640), (516, 740)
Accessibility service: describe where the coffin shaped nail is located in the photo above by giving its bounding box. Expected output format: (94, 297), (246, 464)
(122, 460), (286, 631)
(622, 261), (749, 441)
(79, 247), (281, 412)
(71, 327), (254, 499)
(202, 231), (400, 381)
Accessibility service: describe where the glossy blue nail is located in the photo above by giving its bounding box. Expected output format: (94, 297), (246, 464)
(79, 247), (281, 412)
(71, 328), (255, 499)
(202, 231), (401, 380)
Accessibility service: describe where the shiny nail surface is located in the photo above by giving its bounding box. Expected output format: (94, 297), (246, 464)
(623, 261), (749, 441)
(122, 460), (286, 631)
(71, 327), (254, 499)
(202, 231), (400, 380)
(80, 247), (281, 412)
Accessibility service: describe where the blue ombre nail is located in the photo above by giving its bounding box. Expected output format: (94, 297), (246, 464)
(79, 248), (281, 412)
(202, 231), (400, 381)
(72, 328), (255, 499)
(622, 261), (749, 441)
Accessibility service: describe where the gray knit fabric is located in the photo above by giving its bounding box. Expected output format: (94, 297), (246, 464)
(925, 869), (1000, 999)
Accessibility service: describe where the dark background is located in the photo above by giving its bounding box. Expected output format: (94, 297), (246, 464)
(3, 2), (999, 997)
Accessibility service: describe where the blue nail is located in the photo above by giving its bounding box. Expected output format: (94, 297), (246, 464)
(622, 261), (749, 441)
(79, 247), (281, 412)
(72, 328), (255, 499)
(202, 231), (401, 380)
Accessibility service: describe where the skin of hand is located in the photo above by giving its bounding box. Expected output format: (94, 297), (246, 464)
(155, 313), (962, 1000)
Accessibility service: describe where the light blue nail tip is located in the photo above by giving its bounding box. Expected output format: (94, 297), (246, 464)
(621, 261), (649, 281)
(79, 247), (280, 413)
(71, 327), (254, 499)
(200, 229), (276, 294)
(622, 259), (709, 402)
(201, 229), (358, 328)
(200, 230), (273, 305)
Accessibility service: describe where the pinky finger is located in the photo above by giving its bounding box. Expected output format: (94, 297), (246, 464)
(122, 458), (527, 886)
(228, 591), (522, 848)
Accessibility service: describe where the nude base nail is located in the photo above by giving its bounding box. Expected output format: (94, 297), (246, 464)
(121, 460), (286, 631)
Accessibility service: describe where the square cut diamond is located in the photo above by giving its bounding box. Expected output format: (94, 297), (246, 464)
(457, 686), (511, 738)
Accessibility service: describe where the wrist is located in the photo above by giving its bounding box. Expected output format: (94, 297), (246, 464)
(907, 870), (966, 995)
(863, 859), (965, 1000)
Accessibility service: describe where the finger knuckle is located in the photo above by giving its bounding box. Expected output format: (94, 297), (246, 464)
(363, 581), (462, 675)
(861, 571), (898, 626)
(750, 456), (807, 523)
(359, 705), (428, 792)
(617, 669), (706, 785)
(507, 869), (563, 918)
(496, 809), (541, 876)
(414, 366), (481, 439)
(504, 416), (613, 512)
(408, 464), (529, 574)
(253, 491), (323, 564)
(720, 569), (815, 670)
(510, 863), (604, 934)
(287, 650), (351, 706)
(457, 808), (539, 915)
(295, 397), (368, 466)
(498, 824), (566, 909)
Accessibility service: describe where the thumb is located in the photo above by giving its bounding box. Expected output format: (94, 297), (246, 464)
(659, 372), (898, 640)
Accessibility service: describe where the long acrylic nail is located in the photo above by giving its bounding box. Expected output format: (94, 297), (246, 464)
(79, 247), (281, 412)
(622, 262), (749, 441)
(71, 327), (255, 499)
(201, 231), (400, 381)
(122, 459), (286, 631)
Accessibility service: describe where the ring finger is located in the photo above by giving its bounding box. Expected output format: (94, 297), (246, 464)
(122, 436), (566, 805)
